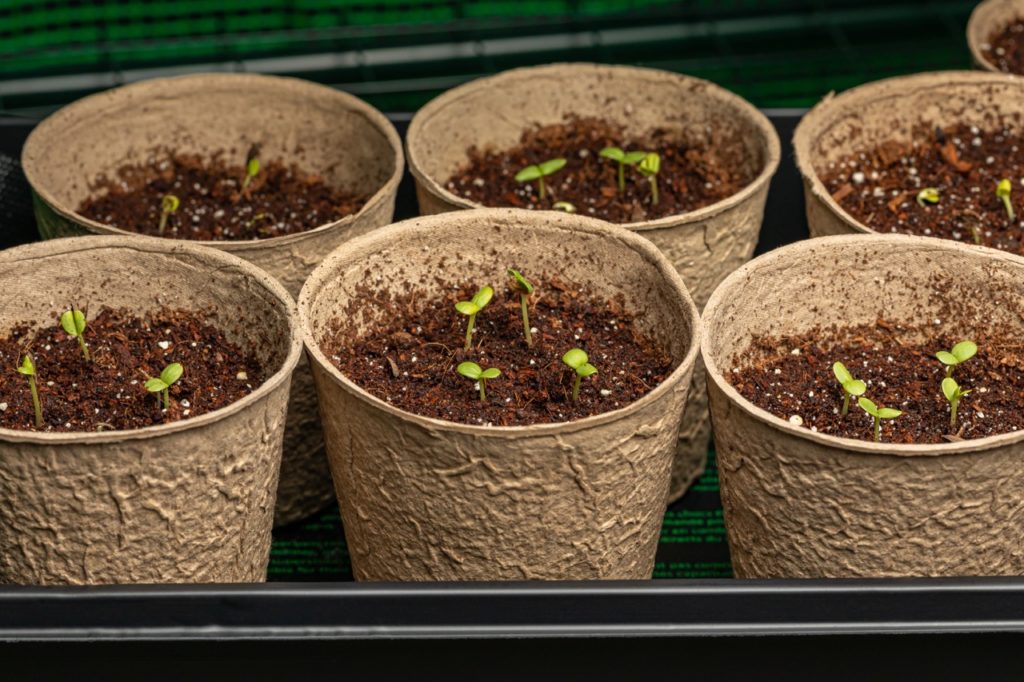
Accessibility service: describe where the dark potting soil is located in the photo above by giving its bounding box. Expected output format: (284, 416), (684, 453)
(729, 321), (1024, 444)
(982, 21), (1024, 74)
(0, 307), (264, 432)
(819, 122), (1024, 255)
(445, 116), (751, 223)
(321, 277), (674, 426)
(77, 151), (368, 241)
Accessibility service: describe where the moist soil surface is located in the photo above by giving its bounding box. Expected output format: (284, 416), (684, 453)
(78, 151), (368, 241)
(0, 307), (264, 432)
(322, 276), (674, 426)
(445, 116), (751, 223)
(819, 122), (1024, 255)
(982, 21), (1024, 74)
(730, 321), (1024, 444)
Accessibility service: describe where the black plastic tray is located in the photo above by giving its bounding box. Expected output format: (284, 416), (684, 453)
(3, 112), (1024, 650)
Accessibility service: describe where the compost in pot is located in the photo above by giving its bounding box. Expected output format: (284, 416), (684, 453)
(445, 116), (751, 223)
(819, 121), (1024, 254)
(981, 20), (1024, 73)
(728, 317), (1024, 444)
(322, 268), (673, 426)
(0, 305), (264, 431)
(77, 145), (369, 241)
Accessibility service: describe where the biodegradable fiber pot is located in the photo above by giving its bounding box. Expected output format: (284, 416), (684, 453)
(0, 235), (302, 584)
(300, 208), (700, 580)
(968, 0), (1024, 71)
(793, 70), (1024, 238)
(406, 62), (780, 502)
(21, 73), (404, 526)
(703, 233), (1024, 578)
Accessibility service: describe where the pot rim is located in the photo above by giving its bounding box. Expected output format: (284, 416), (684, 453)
(792, 69), (1024, 236)
(299, 207), (701, 437)
(967, 0), (1022, 72)
(0, 234), (303, 445)
(21, 72), (405, 252)
(405, 62), (781, 232)
(702, 232), (1024, 457)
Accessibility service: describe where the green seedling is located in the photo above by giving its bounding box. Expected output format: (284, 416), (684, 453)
(562, 348), (598, 402)
(454, 286), (494, 351)
(857, 397), (902, 443)
(158, 194), (180, 236)
(832, 361), (866, 416)
(997, 178), (1015, 221)
(242, 144), (261, 191)
(941, 376), (971, 430)
(456, 361), (501, 402)
(145, 362), (183, 410)
(16, 353), (42, 428)
(638, 152), (661, 205)
(599, 147), (647, 193)
(60, 305), (89, 362)
(514, 158), (566, 200)
(508, 268), (535, 347)
(935, 340), (977, 378)
(916, 187), (940, 207)
(552, 201), (576, 213)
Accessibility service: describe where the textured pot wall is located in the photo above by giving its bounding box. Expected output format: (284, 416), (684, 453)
(702, 234), (1024, 578)
(22, 73), (404, 526)
(406, 62), (779, 502)
(968, 0), (1024, 71)
(301, 208), (700, 581)
(0, 236), (301, 585)
(794, 71), (1024, 239)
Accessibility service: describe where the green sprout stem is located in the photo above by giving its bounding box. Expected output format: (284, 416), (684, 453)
(17, 354), (42, 428)
(832, 361), (865, 417)
(562, 348), (598, 402)
(599, 148), (646, 193)
(144, 363), (183, 412)
(456, 361), (501, 402)
(935, 340), (977, 379)
(242, 144), (261, 191)
(29, 374), (41, 428)
(857, 397), (902, 443)
(514, 159), (567, 201)
(942, 377), (971, 430)
(455, 287), (494, 352)
(638, 153), (661, 206)
(997, 178), (1015, 221)
(158, 194), (180, 236)
(61, 307), (89, 362)
(465, 312), (476, 351)
(520, 296), (531, 347)
(508, 269), (535, 348)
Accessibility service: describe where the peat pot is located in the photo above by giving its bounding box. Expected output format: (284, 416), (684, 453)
(406, 62), (780, 502)
(0, 235), (302, 584)
(968, 0), (1024, 72)
(793, 70), (1024, 238)
(300, 208), (700, 580)
(702, 234), (1024, 577)
(21, 73), (404, 526)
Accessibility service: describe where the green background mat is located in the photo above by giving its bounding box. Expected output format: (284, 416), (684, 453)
(0, 1), (980, 116)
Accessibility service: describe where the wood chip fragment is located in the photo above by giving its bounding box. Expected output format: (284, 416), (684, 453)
(831, 183), (854, 202)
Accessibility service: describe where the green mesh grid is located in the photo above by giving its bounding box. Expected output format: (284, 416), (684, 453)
(0, 1), (979, 114)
